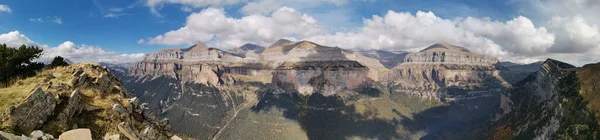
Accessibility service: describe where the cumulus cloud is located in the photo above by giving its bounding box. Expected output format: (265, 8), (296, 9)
(144, 0), (246, 16)
(546, 15), (600, 53)
(307, 11), (555, 58)
(0, 31), (36, 47)
(0, 31), (144, 63)
(142, 0), (600, 66)
(0, 4), (10, 13)
(240, 0), (348, 15)
(146, 7), (323, 49)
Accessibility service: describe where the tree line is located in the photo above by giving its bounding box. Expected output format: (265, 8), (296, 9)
(0, 44), (69, 87)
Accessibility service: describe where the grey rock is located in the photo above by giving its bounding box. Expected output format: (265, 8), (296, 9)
(4, 87), (58, 133)
(58, 129), (92, 140)
(117, 122), (139, 140)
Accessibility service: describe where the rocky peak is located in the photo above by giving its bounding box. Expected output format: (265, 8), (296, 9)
(401, 43), (498, 65)
(0, 63), (178, 140)
(268, 39), (294, 48)
(420, 43), (471, 53)
(182, 42), (210, 53)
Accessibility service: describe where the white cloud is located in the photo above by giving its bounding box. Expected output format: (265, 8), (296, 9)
(545, 15), (600, 53)
(180, 6), (192, 12)
(109, 8), (123, 12)
(97, 53), (146, 63)
(458, 16), (555, 56)
(40, 41), (145, 63)
(0, 31), (36, 47)
(240, 0), (349, 15)
(29, 18), (43, 23)
(146, 7), (323, 49)
(137, 39), (145, 44)
(0, 31), (144, 63)
(307, 11), (516, 57)
(52, 16), (63, 24)
(104, 13), (129, 18)
(0, 4), (10, 13)
(144, 0), (246, 16)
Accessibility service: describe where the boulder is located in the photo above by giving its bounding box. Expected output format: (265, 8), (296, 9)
(6, 87), (58, 133)
(56, 90), (83, 123)
(0, 130), (21, 140)
(58, 129), (92, 140)
(170, 135), (183, 140)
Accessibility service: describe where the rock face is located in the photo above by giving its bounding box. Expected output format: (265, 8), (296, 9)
(2, 87), (58, 133)
(480, 59), (600, 139)
(0, 63), (176, 140)
(228, 43), (265, 59)
(388, 43), (508, 99)
(272, 61), (373, 96)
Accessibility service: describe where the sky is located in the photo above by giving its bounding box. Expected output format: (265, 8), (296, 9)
(0, 0), (599, 66)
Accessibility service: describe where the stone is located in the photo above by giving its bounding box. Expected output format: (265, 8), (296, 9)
(6, 87), (58, 133)
(58, 129), (92, 140)
(52, 72), (62, 78)
(83, 105), (101, 111)
(103, 133), (120, 140)
(117, 122), (139, 140)
(72, 68), (84, 76)
(77, 73), (88, 86)
(112, 104), (127, 117)
(56, 90), (82, 123)
(0, 130), (21, 140)
(170, 135), (183, 140)
(30, 130), (44, 139)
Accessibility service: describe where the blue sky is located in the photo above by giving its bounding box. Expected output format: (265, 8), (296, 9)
(0, 0), (599, 65)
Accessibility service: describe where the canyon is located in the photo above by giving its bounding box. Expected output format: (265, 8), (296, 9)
(97, 40), (598, 139)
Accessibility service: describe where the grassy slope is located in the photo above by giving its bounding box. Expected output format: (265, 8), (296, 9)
(577, 62), (600, 125)
(0, 63), (134, 138)
(0, 66), (74, 112)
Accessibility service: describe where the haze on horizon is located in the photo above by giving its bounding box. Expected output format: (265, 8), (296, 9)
(0, 0), (599, 66)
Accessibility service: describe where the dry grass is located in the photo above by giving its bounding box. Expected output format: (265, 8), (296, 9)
(0, 66), (74, 112)
(577, 62), (600, 125)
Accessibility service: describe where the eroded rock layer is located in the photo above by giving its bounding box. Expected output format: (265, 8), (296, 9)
(389, 43), (508, 99)
(272, 61), (373, 96)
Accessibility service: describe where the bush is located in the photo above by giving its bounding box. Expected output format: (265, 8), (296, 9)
(50, 56), (69, 68)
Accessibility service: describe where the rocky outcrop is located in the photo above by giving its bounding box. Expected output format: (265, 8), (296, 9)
(272, 61), (373, 96)
(1, 87), (58, 133)
(480, 59), (599, 139)
(0, 63), (177, 139)
(404, 43), (498, 64)
(388, 43), (508, 99)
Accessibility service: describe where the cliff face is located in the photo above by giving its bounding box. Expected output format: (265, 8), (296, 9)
(0, 63), (177, 140)
(481, 59), (599, 139)
(388, 43), (508, 99)
(272, 61), (373, 96)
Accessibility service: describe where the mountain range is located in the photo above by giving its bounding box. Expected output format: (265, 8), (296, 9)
(98, 39), (600, 139)
(2, 38), (597, 140)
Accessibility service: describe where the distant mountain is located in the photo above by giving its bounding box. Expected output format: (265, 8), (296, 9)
(227, 43), (265, 58)
(105, 40), (600, 139)
(498, 61), (544, 84)
(357, 50), (408, 68)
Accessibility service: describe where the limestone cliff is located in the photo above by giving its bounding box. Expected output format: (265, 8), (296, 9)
(388, 43), (509, 99)
(272, 61), (373, 96)
(0, 63), (178, 140)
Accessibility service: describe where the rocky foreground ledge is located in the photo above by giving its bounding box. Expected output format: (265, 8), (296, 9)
(0, 63), (181, 140)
